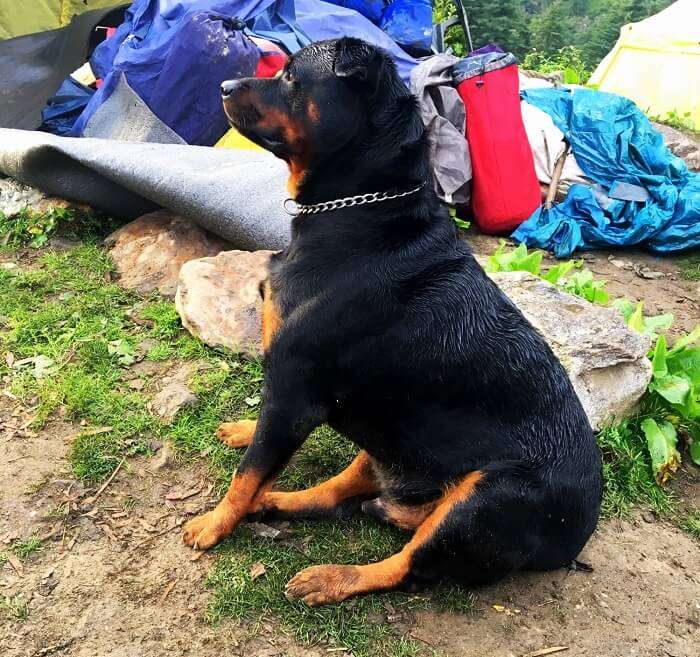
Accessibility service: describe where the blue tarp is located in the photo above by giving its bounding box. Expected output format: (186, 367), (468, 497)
(325, 1), (432, 52)
(514, 88), (700, 255)
(69, 0), (417, 141)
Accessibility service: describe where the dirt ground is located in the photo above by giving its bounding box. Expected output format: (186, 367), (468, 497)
(1, 241), (699, 657)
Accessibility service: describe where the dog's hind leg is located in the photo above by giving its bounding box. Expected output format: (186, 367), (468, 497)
(252, 451), (378, 519)
(216, 419), (257, 448)
(284, 470), (484, 606)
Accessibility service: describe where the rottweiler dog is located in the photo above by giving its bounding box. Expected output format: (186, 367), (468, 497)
(182, 37), (602, 606)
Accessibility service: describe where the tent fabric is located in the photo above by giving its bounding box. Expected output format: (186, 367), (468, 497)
(454, 53), (541, 234)
(0, 0), (122, 40)
(513, 88), (700, 256)
(39, 76), (95, 136)
(0, 5), (127, 131)
(0, 128), (290, 250)
(72, 0), (417, 140)
(589, 0), (700, 130)
(409, 53), (471, 205)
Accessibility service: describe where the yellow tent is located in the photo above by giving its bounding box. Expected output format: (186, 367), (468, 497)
(589, 0), (700, 130)
(0, 1), (121, 41)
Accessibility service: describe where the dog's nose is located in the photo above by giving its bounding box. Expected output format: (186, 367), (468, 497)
(221, 79), (244, 98)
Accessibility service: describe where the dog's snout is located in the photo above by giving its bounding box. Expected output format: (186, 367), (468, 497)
(221, 79), (245, 98)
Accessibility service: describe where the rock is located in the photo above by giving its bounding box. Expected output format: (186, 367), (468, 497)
(653, 122), (700, 172)
(489, 272), (652, 430)
(176, 249), (274, 356)
(0, 178), (47, 216)
(148, 364), (199, 422)
(104, 210), (231, 297)
(150, 442), (175, 471)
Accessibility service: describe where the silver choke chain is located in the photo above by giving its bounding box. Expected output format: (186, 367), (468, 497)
(283, 182), (425, 216)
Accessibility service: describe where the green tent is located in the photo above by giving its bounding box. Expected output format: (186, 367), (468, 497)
(0, 0), (122, 40)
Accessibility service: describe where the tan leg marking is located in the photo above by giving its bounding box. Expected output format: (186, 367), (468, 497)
(216, 419), (257, 448)
(183, 469), (271, 550)
(253, 451), (377, 515)
(285, 471), (483, 605)
(261, 279), (282, 352)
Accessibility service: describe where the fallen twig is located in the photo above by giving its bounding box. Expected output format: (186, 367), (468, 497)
(7, 454), (31, 464)
(523, 647), (569, 657)
(33, 639), (74, 657)
(82, 458), (124, 506)
(158, 580), (177, 605)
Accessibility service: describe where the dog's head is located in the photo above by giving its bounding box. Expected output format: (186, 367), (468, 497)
(221, 38), (415, 197)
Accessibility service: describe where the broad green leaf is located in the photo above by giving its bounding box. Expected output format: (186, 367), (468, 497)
(640, 418), (681, 485)
(668, 348), (700, 387)
(453, 217), (471, 230)
(612, 297), (635, 322)
(690, 439), (700, 466)
(649, 373), (691, 405)
(517, 250), (544, 275)
(108, 339), (135, 366)
(668, 325), (700, 355)
(542, 259), (577, 284)
(563, 67), (580, 85)
(651, 335), (668, 378)
(627, 301), (646, 333)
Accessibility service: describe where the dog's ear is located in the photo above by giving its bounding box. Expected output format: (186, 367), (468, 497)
(333, 37), (383, 92)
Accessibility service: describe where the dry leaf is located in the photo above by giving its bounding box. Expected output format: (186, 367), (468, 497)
(492, 604), (506, 613)
(249, 562), (267, 580)
(164, 487), (202, 501)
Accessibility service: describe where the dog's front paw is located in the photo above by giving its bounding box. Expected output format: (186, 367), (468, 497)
(285, 564), (360, 606)
(216, 419), (257, 448)
(182, 504), (235, 549)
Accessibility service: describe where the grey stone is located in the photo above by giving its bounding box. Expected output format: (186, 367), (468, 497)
(175, 249), (274, 357)
(489, 271), (652, 430)
(148, 365), (199, 423)
(653, 122), (700, 171)
(105, 210), (231, 298)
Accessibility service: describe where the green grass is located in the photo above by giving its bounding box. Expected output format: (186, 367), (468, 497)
(1, 595), (29, 621)
(10, 537), (43, 560)
(681, 512), (700, 539)
(677, 254), (700, 282)
(597, 418), (672, 518)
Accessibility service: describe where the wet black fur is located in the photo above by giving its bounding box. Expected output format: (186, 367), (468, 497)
(224, 38), (602, 589)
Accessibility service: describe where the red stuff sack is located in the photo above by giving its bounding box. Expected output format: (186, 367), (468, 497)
(454, 53), (541, 234)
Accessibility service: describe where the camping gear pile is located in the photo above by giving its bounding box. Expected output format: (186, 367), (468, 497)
(0, 0), (698, 255)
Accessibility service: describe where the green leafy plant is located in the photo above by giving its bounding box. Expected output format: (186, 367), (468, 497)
(649, 109), (698, 135)
(560, 269), (609, 305)
(485, 241), (609, 305)
(522, 46), (592, 84)
(612, 299), (674, 340)
(487, 240), (543, 275)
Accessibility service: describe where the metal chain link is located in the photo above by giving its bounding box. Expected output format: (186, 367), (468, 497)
(283, 182), (425, 216)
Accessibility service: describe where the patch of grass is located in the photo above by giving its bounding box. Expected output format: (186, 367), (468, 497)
(0, 206), (120, 248)
(597, 419), (672, 518)
(680, 512), (700, 539)
(677, 254), (700, 282)
(1, 595), (29, 621)
(11, 537), (43, 560)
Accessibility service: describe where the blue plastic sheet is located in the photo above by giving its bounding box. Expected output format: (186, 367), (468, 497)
(70, 0), (417, 141)
(513, 88), (700, 255)
(324, 1), (432, 52)
(40, 77), (95, 137)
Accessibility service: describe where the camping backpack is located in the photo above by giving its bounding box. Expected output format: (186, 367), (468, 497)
(454, 51), (541, 234)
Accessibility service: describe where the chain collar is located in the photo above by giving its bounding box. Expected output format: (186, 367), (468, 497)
(283, 182), (425, 216)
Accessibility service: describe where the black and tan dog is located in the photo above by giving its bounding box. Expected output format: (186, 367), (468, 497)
(182, 37), (602, 606)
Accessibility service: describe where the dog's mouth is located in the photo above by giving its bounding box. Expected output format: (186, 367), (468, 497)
(223, 99), (289, 156)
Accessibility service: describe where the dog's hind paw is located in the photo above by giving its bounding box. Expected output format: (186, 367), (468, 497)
(285, 564), (360, 606)
(216, 419), (257, 448)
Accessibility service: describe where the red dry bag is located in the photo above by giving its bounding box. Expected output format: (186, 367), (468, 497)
(454, 53), (541, 234)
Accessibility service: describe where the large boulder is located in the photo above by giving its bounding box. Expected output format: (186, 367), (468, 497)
(105, 210), (230, 297)
(489, 271), (652, 430)
(175, 249), (274, 357)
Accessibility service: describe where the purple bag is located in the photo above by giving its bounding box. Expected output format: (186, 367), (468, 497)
(147, 13), (259, 145)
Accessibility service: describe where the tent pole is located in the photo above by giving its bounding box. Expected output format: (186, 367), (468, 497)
(453, 0), (475, 53)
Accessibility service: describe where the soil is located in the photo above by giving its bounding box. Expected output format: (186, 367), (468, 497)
(1, 241), (699, 657)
